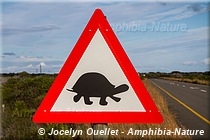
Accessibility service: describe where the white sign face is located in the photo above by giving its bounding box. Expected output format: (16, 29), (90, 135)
(51, 29), (146, 112)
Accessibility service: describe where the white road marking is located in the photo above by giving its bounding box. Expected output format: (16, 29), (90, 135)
(177, 84), (179, 86)
(183, 85), (185, 87)
(200, 89), (207, 93)
(170, 82), (175, 85)
(190, 87), (199, 90)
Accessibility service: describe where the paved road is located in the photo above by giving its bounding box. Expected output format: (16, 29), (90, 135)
(149, 78), (209, 139)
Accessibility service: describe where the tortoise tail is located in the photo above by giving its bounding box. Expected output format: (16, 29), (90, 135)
(66, 88), (74, 92)
(113, 84), (129, 94)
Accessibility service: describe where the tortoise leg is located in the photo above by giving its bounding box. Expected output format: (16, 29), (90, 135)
(84, 96), (93, 105)
(100, 96), (108, 106)
(73, 94), (82, 102)
(110, 95), (121, 102)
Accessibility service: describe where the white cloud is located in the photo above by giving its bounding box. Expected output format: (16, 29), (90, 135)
(26, 64), (33, 68)
(2, 24), (60, 36)
(1, 63), (62, 73)
(182, 61), (197, 65)
(3, 0), (210, 2)
(127, 26), (209, 54)
(203, 58), (210, 65)
(14, 56), (62, 62)
(109, 3), (209, 25)
(127, 26), (209, 72)
(2, 2), (209, 73)
(39, 62), (46, 66)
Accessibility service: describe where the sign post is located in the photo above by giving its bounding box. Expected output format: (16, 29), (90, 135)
(93, 123), (108, 140)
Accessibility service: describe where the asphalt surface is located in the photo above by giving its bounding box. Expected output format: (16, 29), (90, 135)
(149, 78), (210, 139)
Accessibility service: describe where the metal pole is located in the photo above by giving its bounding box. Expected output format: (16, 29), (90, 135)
(93, 123), (108, 140)
(40, 65), (42, 73)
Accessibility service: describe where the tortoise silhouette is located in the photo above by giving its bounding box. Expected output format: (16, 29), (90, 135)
(66, 72), (129, 105)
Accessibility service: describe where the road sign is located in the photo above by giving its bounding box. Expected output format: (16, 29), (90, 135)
(33, 9), (163, 123)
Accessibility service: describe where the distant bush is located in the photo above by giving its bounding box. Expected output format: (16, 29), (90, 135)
(139, 71), (210, 84)
(1, 75), (70, 139)
(2, 75), (55, 109)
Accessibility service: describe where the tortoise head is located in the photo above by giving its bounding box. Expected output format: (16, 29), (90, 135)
(113, 84), (129, 95)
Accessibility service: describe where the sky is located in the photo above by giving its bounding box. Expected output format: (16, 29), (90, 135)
(0, 0), (210, 73)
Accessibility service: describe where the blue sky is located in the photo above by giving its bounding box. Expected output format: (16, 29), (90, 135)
(1, 0), (210, 73)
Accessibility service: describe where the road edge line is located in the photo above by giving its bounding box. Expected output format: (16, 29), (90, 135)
(149, 80), (210, 125)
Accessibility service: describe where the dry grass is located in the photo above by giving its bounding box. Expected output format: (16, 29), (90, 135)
(75, 79), (191, 140)
(108, 79), (191, 140)
(162, 77), (209, 85)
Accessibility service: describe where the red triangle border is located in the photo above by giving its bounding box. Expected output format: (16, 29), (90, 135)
(33, 9), (163, 123)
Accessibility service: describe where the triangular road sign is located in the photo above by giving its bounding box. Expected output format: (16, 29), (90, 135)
(33, 9), (163, 123)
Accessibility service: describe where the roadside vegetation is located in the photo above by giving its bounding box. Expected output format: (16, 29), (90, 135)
(140, 71), (210, 85)
(161, 77), (209, 85)
(109, 79), (190, 139)
(0, 72), (193, 139)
